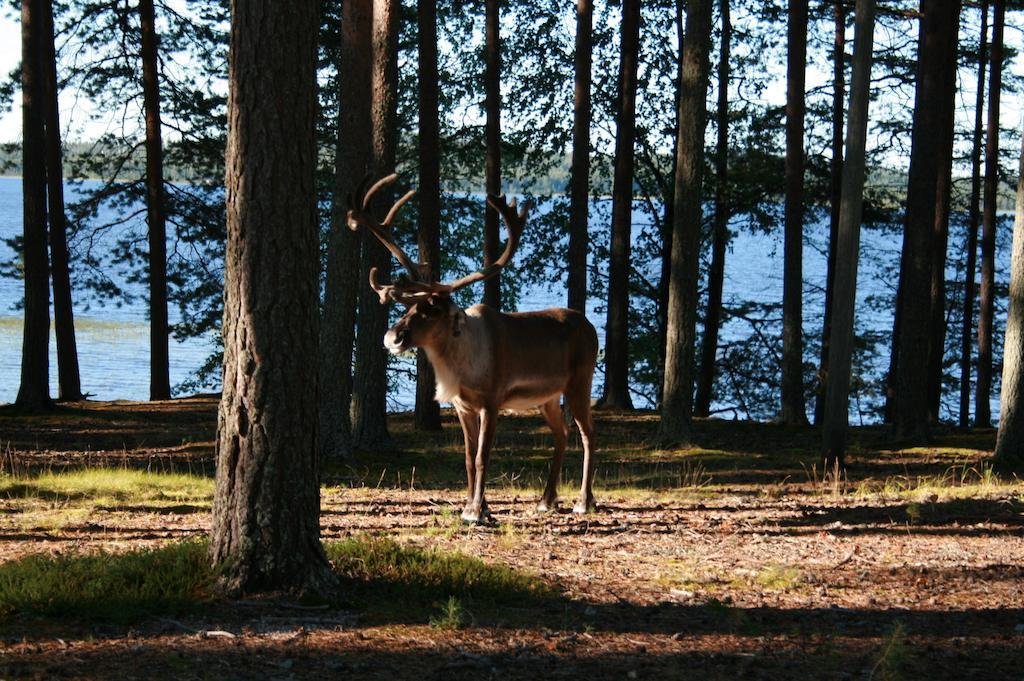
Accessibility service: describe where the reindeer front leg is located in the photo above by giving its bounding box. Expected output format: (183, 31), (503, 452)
(455, 407), (480, 519)
(462, 406), (497, 524)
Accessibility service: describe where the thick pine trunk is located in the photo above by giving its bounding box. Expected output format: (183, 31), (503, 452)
(976, 0), (1004, 428)
(319, 0), (372, 460)
(694, 0), (730, 419)
(893, 0), (961, 442)
(210, 0), (335, 595)
(822, 0), (875, 468)
(780, 0), (809, 426)
(600, 0), (641, 410)
(16, 0), (51, 411)
(993, 132), (1024, 467)
(139, 0), (171, 401)
(566, 0), (593, 314)
(656, 0), (712, 445)
(415, 0), (442, 431)
(353, 0), (400, 449)
(959, 0), (989, 429)
(483, 0), (502, 310)
(41, 0), (82, 401)
(815, 0), (845, 426)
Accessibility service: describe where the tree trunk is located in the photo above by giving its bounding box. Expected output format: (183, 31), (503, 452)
(655, 0), (713, 445)
(139, 0), (170, 401)
(780, 0), (809, 426)
(16, 0), (51, 411)
(694, 0), (730, 419)
(415, 0), (442, 431)
(655, 1), (685, 407)
(210, 0), (335, 596)
(566, 0), (593, 314)
(319, 0), (372, 459)
(976, 0), (1004, 428)
(41, 0), (82, 402)
(483, 0), (502, 310)
(353, 0), (400, 449)
(893, 0), (961, 442)
(993, 131), (1024, 467)
(815, 0), (845, 426)
(600, 0), (641, 410)
(959, 0), (989, 429)
(655, 1), (688, 403)
(925, 18), (960, 425)
(822, 0), (875, 468)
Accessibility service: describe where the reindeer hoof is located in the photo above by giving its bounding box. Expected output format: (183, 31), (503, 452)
(535, 499), (559, 514)
(572, 498), (596, 515)
(461, 504), (493, 525)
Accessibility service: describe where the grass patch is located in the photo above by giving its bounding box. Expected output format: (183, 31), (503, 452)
(0, 535), (554, 624)
(0, 540), (212, 622)
(753, 564), (804, 592)
(0, 469), (213, 506)
(327, 535), (554, 610)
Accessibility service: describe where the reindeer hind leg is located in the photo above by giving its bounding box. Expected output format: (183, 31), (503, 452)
(537, 398), (567, 513)
(566, 379), (596, 514)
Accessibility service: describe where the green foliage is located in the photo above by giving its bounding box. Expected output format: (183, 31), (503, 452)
(0, 469), (213, 505)
(429, 595), (467, 629)
(0, 534), (553, 624)
(326, 535), (553, 608)
(0, 541), (212, 621)
(870, 621), (912, 681)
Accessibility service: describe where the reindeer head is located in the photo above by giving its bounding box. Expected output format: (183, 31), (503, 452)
(382, 294), (463, 355)
(347, 174), (528, 353)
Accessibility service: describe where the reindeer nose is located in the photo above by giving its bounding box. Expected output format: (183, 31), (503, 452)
(383, 328), (407, 354)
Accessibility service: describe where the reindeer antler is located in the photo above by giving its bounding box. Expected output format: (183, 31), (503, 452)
(441, 194), (528, 294)
(346, 174), (427, 304)
(347, 177), (529, 305)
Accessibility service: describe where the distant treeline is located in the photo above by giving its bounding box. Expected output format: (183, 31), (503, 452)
(1, 142), (1015, 211)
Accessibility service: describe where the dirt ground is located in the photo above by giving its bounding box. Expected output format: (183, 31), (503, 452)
(0, 396), (1022, 680)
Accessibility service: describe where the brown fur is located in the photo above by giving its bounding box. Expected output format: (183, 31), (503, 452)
(384, 296), (599, 522)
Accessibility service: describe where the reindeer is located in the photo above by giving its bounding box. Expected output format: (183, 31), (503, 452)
(346, 175), (598, 524)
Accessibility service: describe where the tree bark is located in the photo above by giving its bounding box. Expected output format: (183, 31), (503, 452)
(959, 0), (989, 429)
(815, 0), (845, 425)
(16, 0), (51, 411)
(694, 0), (730, 419)
(353, 0), (400, 449)
(566, 0), (593, 314)
(41, 0), (82, 402)
(893, 0), (961, 442)
(696, 0), (729, 419)
(600, 0), (641, 410)
(925, 11), (960, 425)
(655, 0), (713, 445)
(210, 0), (335, 595)
(415, 0), (442, 431)
(993, 131), (1024, 467)
(976, 0), (1004, 428)
(139, 0), (171, 401)
(780, 0), (809, 426)
(483, 0), (502, 310)
(822, 0), (875, 468)
(319, 0), (372, 459)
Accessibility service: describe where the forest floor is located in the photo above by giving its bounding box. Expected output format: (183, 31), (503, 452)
(0, 395), (1022, 680)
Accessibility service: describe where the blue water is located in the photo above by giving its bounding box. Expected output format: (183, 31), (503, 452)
(0, 177), (1010, 424)
(0, 178), (217, 402)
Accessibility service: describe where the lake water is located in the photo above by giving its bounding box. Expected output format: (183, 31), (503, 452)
(0, 177), (1010, 423)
